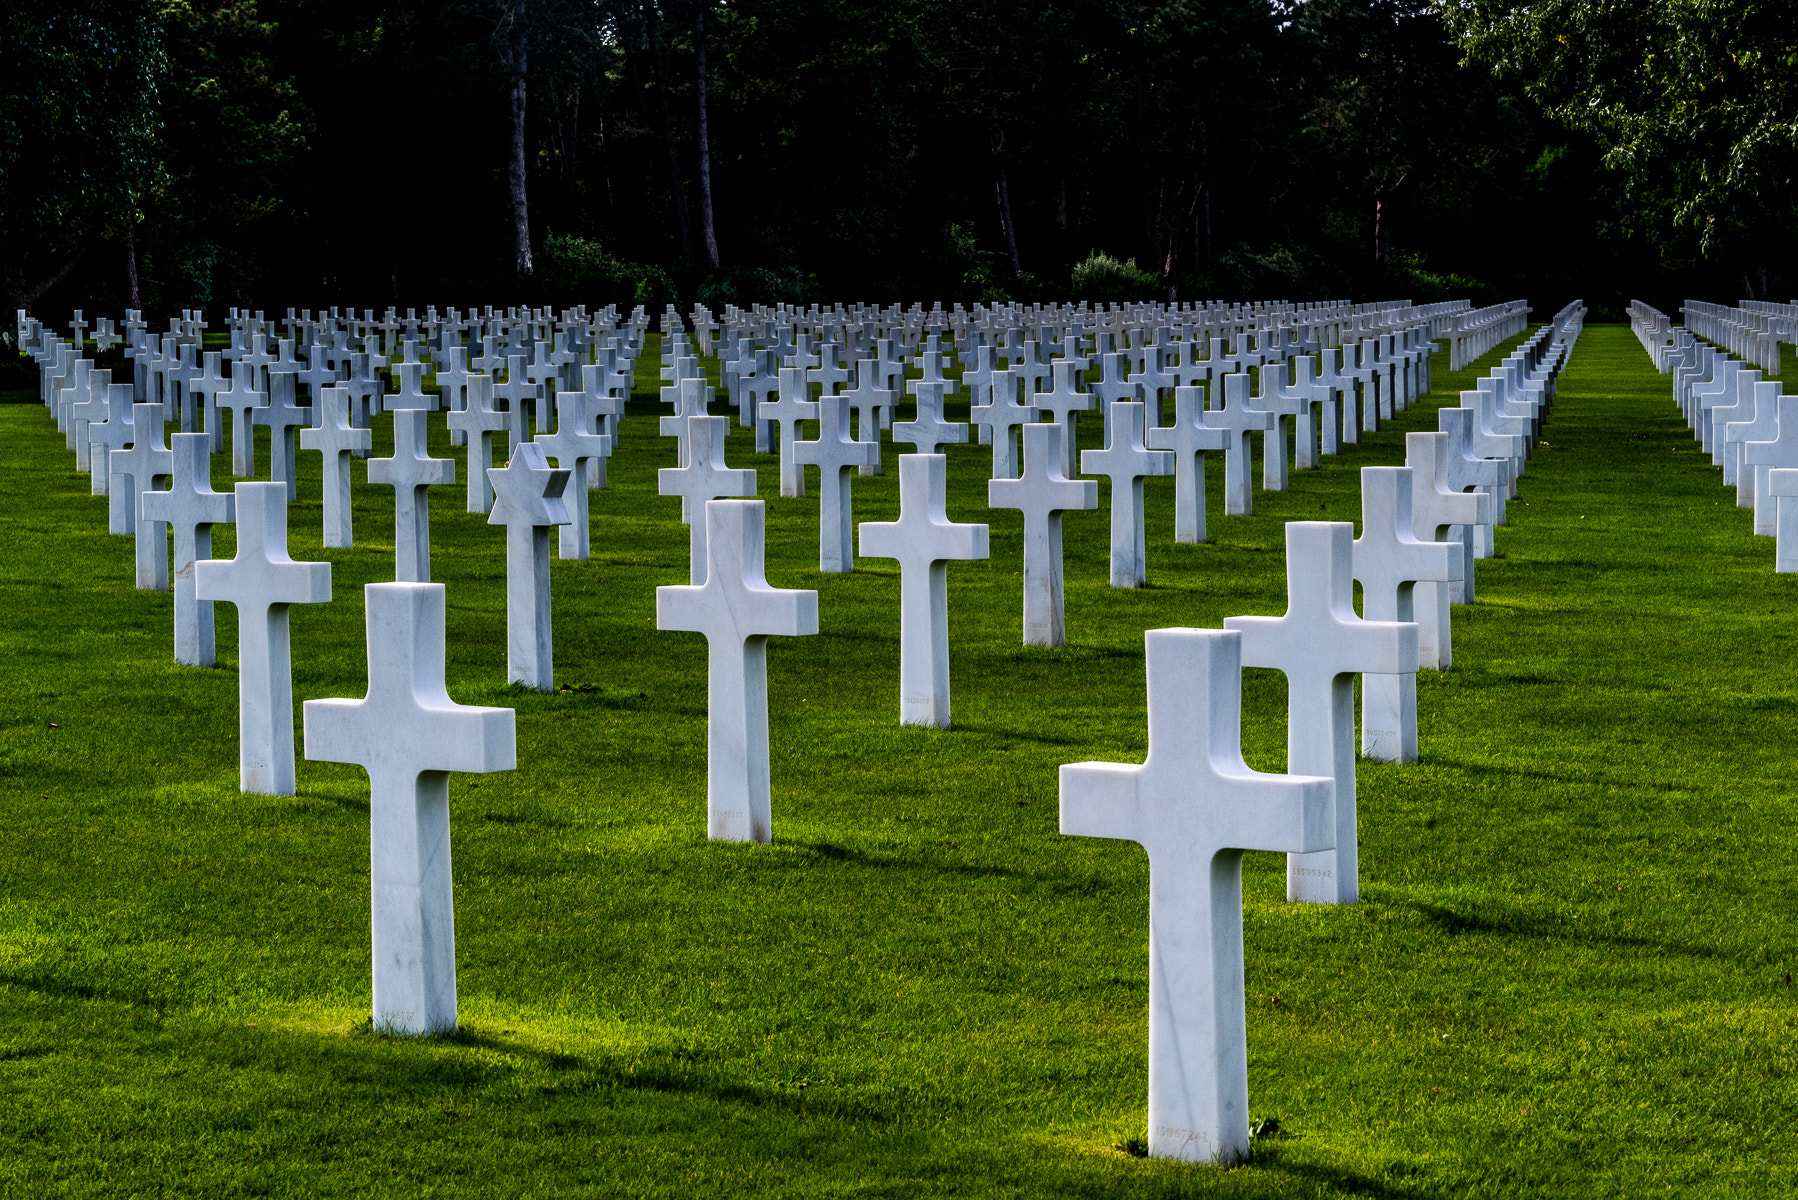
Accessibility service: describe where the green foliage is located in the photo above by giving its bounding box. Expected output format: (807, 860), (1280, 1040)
(530, 231), (670, 310)
(1069, 252), (1157, 304)
(1440, 0), (1798, 276)
(0, 1), (167, 308)
(6, 329), (1798, 1193)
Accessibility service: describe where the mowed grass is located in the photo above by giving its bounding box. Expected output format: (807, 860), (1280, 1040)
(1, 323), (1795, 1197)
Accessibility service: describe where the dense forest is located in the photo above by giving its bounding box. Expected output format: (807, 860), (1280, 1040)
(3, 0), (1793, 323)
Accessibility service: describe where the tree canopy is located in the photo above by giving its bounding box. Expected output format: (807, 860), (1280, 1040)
(3, 0), (1789, 321)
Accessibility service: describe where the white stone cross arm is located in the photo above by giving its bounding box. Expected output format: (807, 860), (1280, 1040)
(1081, 400), (1173, 588)
(895, 380), (968, 456)
(303, 582), (515, 1035)
(1223, 521), (1415, 904)
(859, 453), (989, 727)
(195, 482), (332, 796)
(656, 499), (818, 843)
(659, 414), (756, 582)
(1353, 467), (1457, 764)
(1060, 627), (1332, 1164)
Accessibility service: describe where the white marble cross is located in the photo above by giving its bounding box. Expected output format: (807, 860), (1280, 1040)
(88, 383), (135, 514)
(195, 482), (333, 794)
(795, 392), (878, 572)
(303, 582), (515, 1034)
(493, 355), (538, 454)
(1403, 432), (1491, 669)
(658, 414), (756, 582)
(1224, 522), (1415, 903)
(859, 452), (989, 726)
(844, 360), (890, 475)
(1082, 401), (1173, 588)
(112, 403), (175, 589)
(447, 373), (509, 514)
(660, 377), (712, 483)
(535, 391), (612, 560)
(370, 405), (454, 582)
(988, 423), (1097, 646)
(969, 369), (1037, 480)
(656, 500), (818, 843)
(1060, 627), (1333, 1162)
(222, 360), (268, 478)
(70, 366), (113, 474)
(1203, 373), (1273, 516)
(1353, 467), (1459, 762)
(1745, 396), (1798, 537)
(1147, 384), (1228, 544)
(143, 432), (235, 665)
(1035, 360), (1094, 475)
(436, 346), (473, 447)
(487, 443), (571, 690)
(189, 351), (232, 454)
(300, 385), (372, 547)
(1436, 408), (1507, 601)
(895, 379), (967, 456)
(761, 367), (820, 497)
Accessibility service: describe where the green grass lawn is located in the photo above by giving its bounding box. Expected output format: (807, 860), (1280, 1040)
(2, 323), (1795, 1197)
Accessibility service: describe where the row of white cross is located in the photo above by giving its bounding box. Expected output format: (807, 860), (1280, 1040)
(1648, 320), (1798, 568)
(19, 299), (1579, 1164)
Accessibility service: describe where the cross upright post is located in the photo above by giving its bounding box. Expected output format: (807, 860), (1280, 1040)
(844, 360), (891, 475)
(1147, 384), (1228, 544)
(487, 444), (571, 689)
(895, 379), (967, 456)
(1353, 467), (1459, 762)
(859, 454), (989, 727)
(1437, 408), (1507, 603)
(300, 385), (373, 547)
(88, 383), (135, 512)
(1204, 373), (1274, 516)
(988, 423), (1097, 646)
(369, 398), (454, 583)
(969, 369), (1037, 481)
(70, 366), (113, 473)
(1060, 628), (1334, 1162)
(1403, 431), (1491, 669)
(255, 372), (310, 501)
(1224, 522), (1416, 902)
(303, 583), (515, 1034)
(760, 367), (819, 497)
(535, 391), (612, 560)
(1082, 401), (1174, 587)
(447, 374), (509, 514)
(795, 392), (879, 572)
(143, 433), (235, 665)
(656, 500), (818, 843)
(1035, 360), (1094, 476)
(112, 403), (175, 588)
(195, 483), (333, 794)
(659, 415), (757, 582)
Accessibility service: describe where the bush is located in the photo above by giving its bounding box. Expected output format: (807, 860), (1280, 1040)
(1070, 252), (1157, 304)
(532, 232), (664, 312)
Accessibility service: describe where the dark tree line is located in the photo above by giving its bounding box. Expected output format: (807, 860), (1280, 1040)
(4, 0), (1790, 327)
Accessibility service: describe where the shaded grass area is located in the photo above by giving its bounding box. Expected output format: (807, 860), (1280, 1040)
(2, 326), (1796, 1196)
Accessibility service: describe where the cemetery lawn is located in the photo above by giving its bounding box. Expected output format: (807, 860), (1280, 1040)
(3, 323), (1796, 1198)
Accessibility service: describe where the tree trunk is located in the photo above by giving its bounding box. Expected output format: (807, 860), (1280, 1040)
(650, 3), (695, 265)
(125, 225), (140, 311)
(509, 51), (533, 274)
(979, 6), (1021, 276)
(1374, 182), (1391, 288)
(695, 4), (720, 269)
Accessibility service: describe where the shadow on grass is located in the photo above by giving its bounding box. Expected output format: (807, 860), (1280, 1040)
(1, 970), (180, 1011)
(1262, 1155), (1444, 1199)
(382, 1024), (896, 1125)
